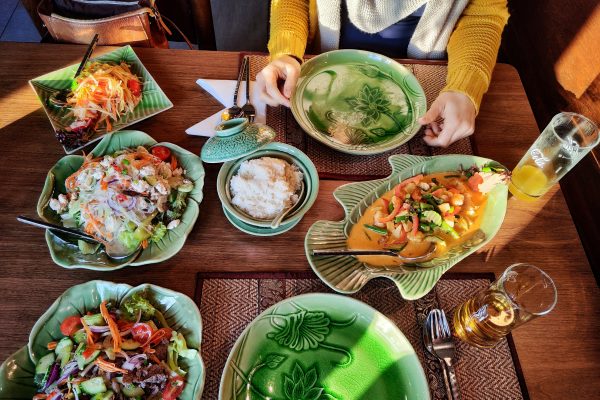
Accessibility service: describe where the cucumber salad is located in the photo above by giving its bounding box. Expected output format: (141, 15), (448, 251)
(49, 145), (193, 254)
(33, 293), (196, 400)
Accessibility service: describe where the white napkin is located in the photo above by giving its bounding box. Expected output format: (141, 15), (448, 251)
(186, 79), (267, 137)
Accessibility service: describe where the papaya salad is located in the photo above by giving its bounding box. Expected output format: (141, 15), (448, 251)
(57, 61), (143, 148)
(347, 163), (509, 265)
(49, 145), (193, 255)
(33, 293), (195, 400)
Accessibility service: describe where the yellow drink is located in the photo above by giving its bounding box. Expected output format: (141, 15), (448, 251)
(508, 164), (550, 201)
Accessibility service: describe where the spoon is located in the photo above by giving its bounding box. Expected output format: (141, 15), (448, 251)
(270, 180), (306, 229)
(223, 56), (247, 120)
(312, 243), (437, 263)
(17, 215), (141, 260)
(48, 34), (99, 107)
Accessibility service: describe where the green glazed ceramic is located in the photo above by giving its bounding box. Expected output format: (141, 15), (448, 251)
(27, 280), (205, 399)
(217, 142), (319, 234)
(305, 154), (509, 300)
(201, 118), (277, 163)
(36, 130), (205, 271)
(291, 50), (426, 155)
(0, 347), (36, 399)
(30, 45), (173, 154)
(220, 293), (429, 400)
(222, 205), (299, 236)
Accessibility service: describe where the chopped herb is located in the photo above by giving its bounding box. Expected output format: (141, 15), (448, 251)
(431, 177), (439, 185)
(364, 224), (388, 235)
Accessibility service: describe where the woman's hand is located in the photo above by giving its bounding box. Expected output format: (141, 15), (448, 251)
(418, 91), (476, 147)
(255, 55), (301, 107)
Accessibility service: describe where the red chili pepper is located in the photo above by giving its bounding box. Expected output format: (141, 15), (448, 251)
(379, 196), (402, 223)
(412, 215), (419, 236)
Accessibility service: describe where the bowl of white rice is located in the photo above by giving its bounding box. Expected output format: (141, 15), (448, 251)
(217, 142), (319, 232)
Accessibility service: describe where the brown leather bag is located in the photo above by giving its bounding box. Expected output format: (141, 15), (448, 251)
(37, 0), (179, 48)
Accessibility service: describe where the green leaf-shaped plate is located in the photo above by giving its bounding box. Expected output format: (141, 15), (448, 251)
(291, 50), (427, 155)
(23, 280), (204, 399)
(305, 154), (508, 300)
(36, 130), (205, 271)
(220, 293), (429, 399)
(30, 45), (173, 154)
(0, 347), (36, 399)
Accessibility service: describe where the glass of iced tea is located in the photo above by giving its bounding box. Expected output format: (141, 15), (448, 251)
(509, 112), (599, 201)
(453, 263), (557, 348)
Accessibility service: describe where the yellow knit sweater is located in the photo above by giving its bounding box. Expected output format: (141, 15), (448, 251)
(267, 0), (509, 111)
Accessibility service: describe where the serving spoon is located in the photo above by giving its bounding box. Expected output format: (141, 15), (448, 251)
(312, 243), (437, 263)
(17, 215), (141, 260)
(270, 180), (306, 229)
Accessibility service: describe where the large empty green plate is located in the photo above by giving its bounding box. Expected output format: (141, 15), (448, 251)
(291, 50), (426, 155)
(36, 130), (205, 271)
(30, 45), (173, 154)
(305, 154), (509, 300)
(220, 293), (429, 400)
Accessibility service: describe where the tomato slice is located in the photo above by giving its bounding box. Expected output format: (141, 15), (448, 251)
(127, 79), (142, 97)
(131, 323), (153, 343)
(163, 375), (185, 400)
(468, 173), (484, 192)
(60, 315), (82, 336)
(151, 145), (171, 161)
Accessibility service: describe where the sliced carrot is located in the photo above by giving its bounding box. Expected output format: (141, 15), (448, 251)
(100, 301), (122, 353)
(80, 317), (96, 349)
(95, 358), (128, 374)
(47, 341), (57, 350)
(100, 179), (108, 191)
(141, 239), (148, 249)
(170, 156), (177, 170)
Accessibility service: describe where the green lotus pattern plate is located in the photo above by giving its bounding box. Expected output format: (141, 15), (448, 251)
(220, 293), (429, 400)
(0, 281), (204, 399)
(305, 154), (508, 300)
(291, 50), (426, 155)
(30, 45), (173, 154)
(36, 130), (205, 271)
(30, 281), (205, 399)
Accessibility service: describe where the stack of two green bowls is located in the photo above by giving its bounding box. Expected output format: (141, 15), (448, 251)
(201, 118), (319, 236)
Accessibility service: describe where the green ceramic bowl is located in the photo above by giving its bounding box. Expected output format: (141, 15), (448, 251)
(0, 281), (204, 399)
(219, 293), (430, 400)
(305, 154), (509, 300)
(0, 347), (36, 399)
(29, 45), (173, 154)
(25, 281), (205, 400)
(36, 130), (205, 271)
(291, 49), (427, 155)
(217, 142), (319, 234)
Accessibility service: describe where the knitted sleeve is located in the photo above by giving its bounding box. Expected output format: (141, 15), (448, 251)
(443, 0), (510, 112)
(267, 0), (310, 61)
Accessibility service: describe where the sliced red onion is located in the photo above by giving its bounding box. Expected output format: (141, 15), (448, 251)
(89, 325), (110, 333)
(120, 329), (132, 337)
(111, 380), (121, 393)
(121, 354), (147, 371)
(80, 361), (96, 377)
(135, 310), (142, 324)
(42, 362), (60, 391)
(116, 351), (130, 361)
(57, 360), (79, 384)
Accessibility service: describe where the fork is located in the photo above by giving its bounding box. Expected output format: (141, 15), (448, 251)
(430, 309), (461, 400)
(241, 56), (256, 122)
(424, 310), (454, 400)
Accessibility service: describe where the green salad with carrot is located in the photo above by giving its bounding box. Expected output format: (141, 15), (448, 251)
(33, 293), (196, 400)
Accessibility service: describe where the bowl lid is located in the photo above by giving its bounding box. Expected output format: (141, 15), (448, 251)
(200, 118), (276, 163)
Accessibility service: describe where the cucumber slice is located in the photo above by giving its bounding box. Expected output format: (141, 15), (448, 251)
(92, 390), (114, 400)
(421, 210), (442, 226)
(34, 352), (55, 386)
(80, 376), (107, 395)
(54, 337), (73, 368)
(72, 329), (87, 344)
(122, 383), (145, 397)
(82, 313), (105, 326)
(75, 344), (101, 370)
(425, 235), (446, 244)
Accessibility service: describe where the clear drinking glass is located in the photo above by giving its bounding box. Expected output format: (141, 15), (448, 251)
(453, 263), (557, 348)
(509, 112), (599, 201)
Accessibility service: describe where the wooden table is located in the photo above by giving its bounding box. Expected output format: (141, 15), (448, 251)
(0, 42), (598, 399)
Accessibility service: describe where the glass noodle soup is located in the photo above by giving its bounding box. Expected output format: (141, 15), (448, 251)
(347, 166), (508, 266)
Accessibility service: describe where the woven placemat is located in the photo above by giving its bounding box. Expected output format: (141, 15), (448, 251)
(247, 55), (475, 179)
(195, 272), (529, 400)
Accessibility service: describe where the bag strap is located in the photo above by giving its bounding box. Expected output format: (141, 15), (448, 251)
(146, 1), (194, 50)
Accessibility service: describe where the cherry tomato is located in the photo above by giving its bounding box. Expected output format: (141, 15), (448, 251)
(116, 194), (128, 202)
(163, 375), (185, 400)
(151, 145), (171, 161)
(132, 323), (153, 343)
(127, 79), (142, 97)
(60, 315), (82, 336)
(82, 346), (97, 359)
